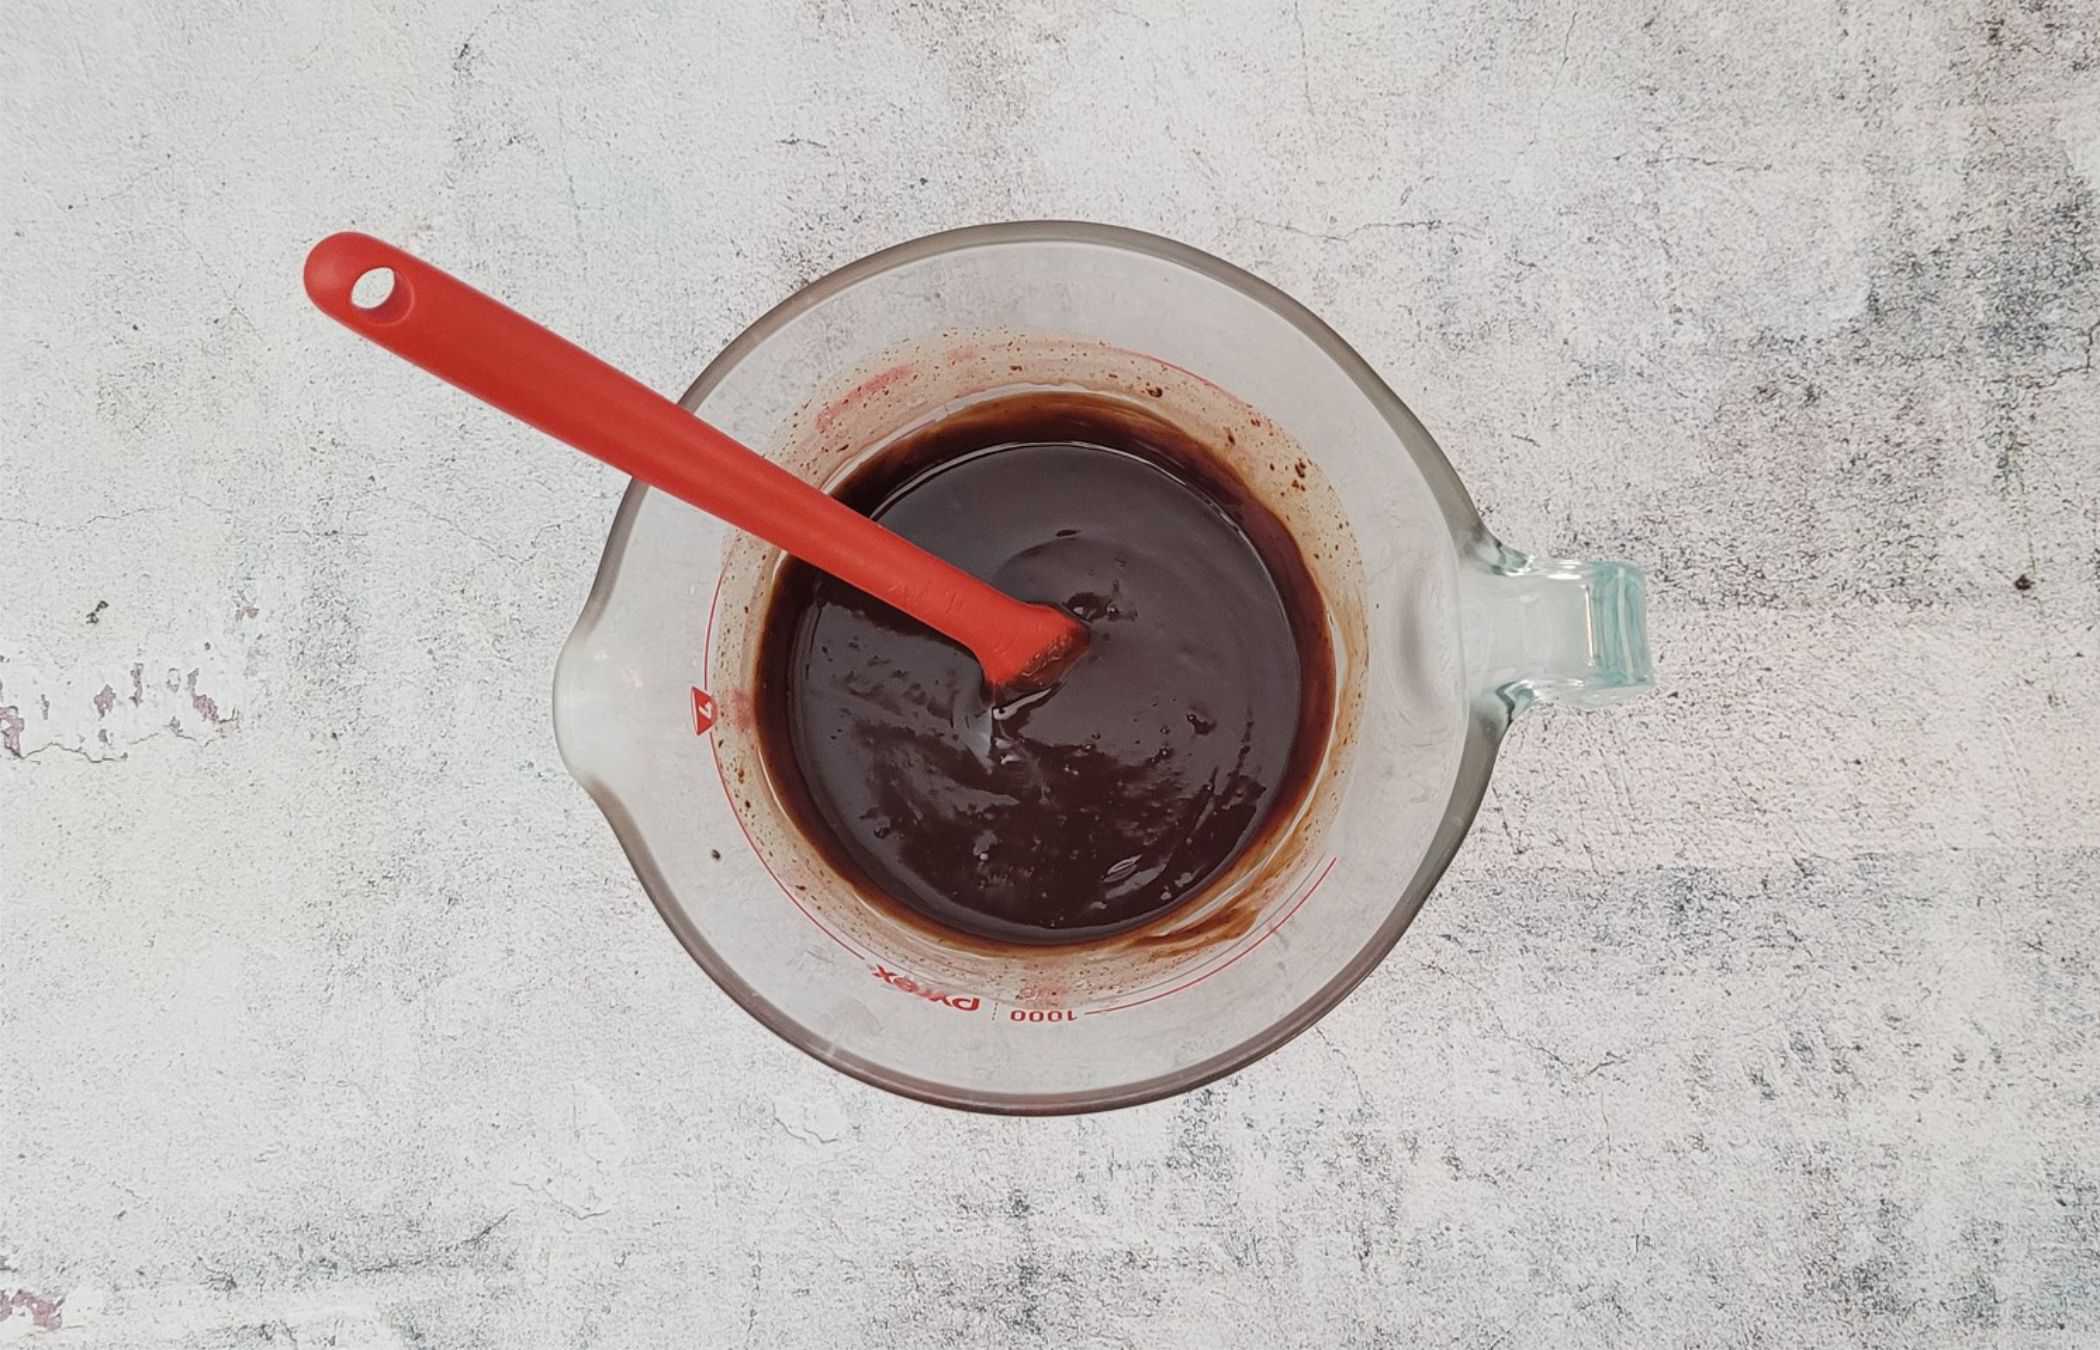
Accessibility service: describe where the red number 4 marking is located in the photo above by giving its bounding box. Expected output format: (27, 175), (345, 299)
(691, 687), (715, 735)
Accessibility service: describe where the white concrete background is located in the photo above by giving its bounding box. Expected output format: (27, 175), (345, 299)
(4, 0), (2097, 1345)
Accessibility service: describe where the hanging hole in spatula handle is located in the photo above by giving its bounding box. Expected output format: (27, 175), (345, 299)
(304, 232), (419, 327)
(299, 231), (644, 455)
(301, 230), (1087, 688)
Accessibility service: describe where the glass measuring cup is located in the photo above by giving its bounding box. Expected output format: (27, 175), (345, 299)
(553, 222), (1651, 1113)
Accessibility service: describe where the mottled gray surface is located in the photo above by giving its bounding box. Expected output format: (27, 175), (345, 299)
(4, 1), (2098, 1345)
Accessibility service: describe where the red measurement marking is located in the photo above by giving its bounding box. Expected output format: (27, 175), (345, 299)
(1077, 856), (1331, 1009)
(1009, 1008), (1074, 1023)
(703, 569), (724, 685)
(872, 964), (981, 1011)
(815, 361), (914, 434)
(710, 732), (861, 962)
(691, 687), (715, 735)
(702, 572), (863, 961)
(1089, 856), (1339, 1016)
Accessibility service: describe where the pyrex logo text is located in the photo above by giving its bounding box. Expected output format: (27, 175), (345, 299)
(871, 965), (980, 1011)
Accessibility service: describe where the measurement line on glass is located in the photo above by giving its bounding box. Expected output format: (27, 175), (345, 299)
(1086, 854), (1339, 1016)
(700, 575), (865, 962)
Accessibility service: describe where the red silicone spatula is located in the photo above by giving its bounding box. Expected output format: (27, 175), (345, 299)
(303, 232), (1086, 688)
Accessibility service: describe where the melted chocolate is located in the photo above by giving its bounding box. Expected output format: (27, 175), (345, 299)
(756, 394), (1330, 945)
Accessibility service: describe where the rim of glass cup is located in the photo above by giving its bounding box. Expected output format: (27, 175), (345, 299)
(559, 221), (1506, 1114)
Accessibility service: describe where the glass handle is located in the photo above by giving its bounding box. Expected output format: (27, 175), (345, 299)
(1462, 543), (1652, 716)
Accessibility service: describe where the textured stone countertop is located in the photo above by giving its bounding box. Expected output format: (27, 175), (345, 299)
(4, 2), (2097, 1345)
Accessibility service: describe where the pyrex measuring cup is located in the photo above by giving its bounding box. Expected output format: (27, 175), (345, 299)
(553, 222), (1651, 1113)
